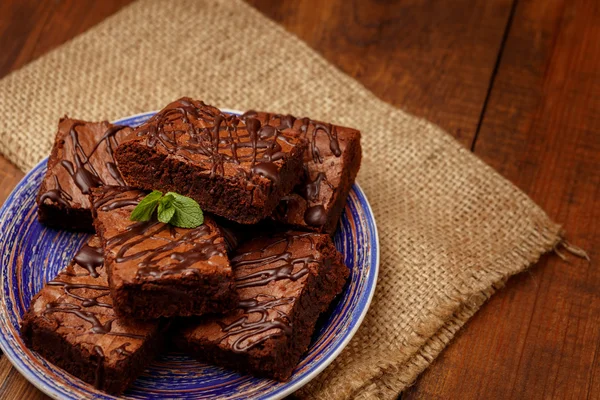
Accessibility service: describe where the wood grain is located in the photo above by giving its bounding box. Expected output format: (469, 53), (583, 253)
(404, 0), (600, 398)
(247, 0), (514, 147)
(0, 357), (45, 399)
(0, 158), (23, 205)
(0, 0), (136, 78)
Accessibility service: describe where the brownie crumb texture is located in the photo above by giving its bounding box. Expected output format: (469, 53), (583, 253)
(114, 98), (308, 224)
(37, 118), (132, 232)
(176, 230), (349, 380)
(20, 236), (164, 394)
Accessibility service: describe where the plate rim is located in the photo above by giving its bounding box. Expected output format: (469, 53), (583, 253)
(0, 110), (379, 400)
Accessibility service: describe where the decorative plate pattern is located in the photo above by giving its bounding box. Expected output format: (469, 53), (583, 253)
(0, 111), (379, 399)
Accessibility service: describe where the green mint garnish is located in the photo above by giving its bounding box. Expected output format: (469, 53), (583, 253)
(130, 190), (204, 228)
(130, 190), (162, 221)
(157, 194), (176, 223)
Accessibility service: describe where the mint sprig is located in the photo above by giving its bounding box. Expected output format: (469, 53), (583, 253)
(130, 190), (204, 228)
(130, 190), (162, 221)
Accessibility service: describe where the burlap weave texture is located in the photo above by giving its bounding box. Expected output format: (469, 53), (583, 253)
(0, 1), (561, 398)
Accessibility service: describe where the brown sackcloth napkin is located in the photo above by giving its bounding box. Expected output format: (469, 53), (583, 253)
(0, 0), (562, 398)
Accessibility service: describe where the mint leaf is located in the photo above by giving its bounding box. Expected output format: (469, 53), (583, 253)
(130, 190), (204, 228)
(165, 192), (204, 228)
(157, 195), (176, 223)
(130, 190), (162, 221)
(159, 193), (175, 211)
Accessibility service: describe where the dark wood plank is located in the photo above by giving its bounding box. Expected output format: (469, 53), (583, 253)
(0, 357), (47, 400)
(247, 0), (515, 146)
(0, 1), (53, 76)
(405, 0), (600, 398)
(0, 0), (135, 78)
(0, 158), (23, 204)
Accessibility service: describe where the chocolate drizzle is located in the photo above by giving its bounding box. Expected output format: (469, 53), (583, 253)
(44, 241), (146, 340)
(46, 282), (111, 308)
(60, 122), (129, 194)
(110, 221), (224, 279)
(135, 99), (301, 185)
(73, 244), (104, 278)
(26, 235), (158, 391)
(97, 188), (227, 280)
(216, 232), (319, 352)
(299, 119), (341, 162)
(92, 186), (146, 212)
(111, 343), (132, 358)
(93, 345), (105, 389)
(44, 302), (115, 334)
(301, 172), (326, 201)
(218, 296), (294, 353)
(39, 176), (72, 207)
(99, 198), (141, 211)
(39, 121), (129, 206)
(251, 162), (280, 184)
(267, 114), (341, 163)
(232, 233), (316, 289)
(259, 113), (343, 227)
(304, 205), (327, 227)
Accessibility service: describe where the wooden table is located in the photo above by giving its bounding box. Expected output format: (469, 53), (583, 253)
(0, 1), (598, 398)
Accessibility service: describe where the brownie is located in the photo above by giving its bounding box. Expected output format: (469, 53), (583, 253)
(175, 230), (349, 381)
(246, 112), (361, 234)
(212, 215), (252, 254)
(37, 117), (133, 232)
(114, 98), (308, 224)
(91, 186), (237, 319)
(20, 236), (165, 394)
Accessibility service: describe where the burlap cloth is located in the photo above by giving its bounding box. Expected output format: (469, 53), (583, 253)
(0, 0), (563, 398)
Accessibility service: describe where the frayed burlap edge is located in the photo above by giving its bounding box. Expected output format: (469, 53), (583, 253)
(296, 222), (561, 399)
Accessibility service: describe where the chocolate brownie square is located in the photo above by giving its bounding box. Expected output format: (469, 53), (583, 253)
(247, 112), (361, 233)
(20, 236), (165, 394)
(91, 186), (237, 319)
(114, 98), (308, 224)
(175, 230), (349, 381)
(37, 117), (132, 232)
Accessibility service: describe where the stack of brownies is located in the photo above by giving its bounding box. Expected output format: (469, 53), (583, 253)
(21, 98), (362, 394)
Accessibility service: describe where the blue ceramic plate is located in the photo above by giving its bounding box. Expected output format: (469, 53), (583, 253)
(0, 111), (379, 399)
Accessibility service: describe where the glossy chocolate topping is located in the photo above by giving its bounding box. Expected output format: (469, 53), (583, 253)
(130, 98), (306, 185)
(186, 231), (324, 353)
(38, 119), (132, 209)
(25, 236), (159, 389)
(217, 295), (294, 352)
(92, 187), (230, 284)
(73, 243), (104, 278)
(249, 112), (359, 228)
(110, 342), (133, 358)
(232, 232), (316, 289)
(39, 175), (72, 207)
